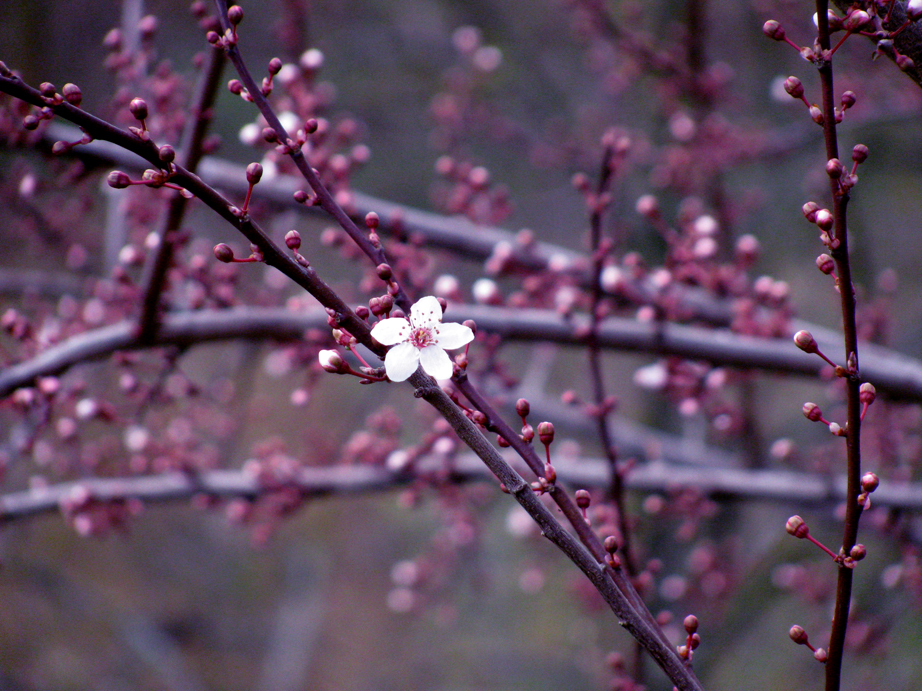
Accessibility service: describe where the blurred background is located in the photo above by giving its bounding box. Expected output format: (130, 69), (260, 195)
(2, 0), (922, 689)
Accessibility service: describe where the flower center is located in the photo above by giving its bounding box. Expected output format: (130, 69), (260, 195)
(409, 326), (435, 348)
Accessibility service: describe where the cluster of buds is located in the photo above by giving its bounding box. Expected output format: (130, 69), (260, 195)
(802, 401), (846, 437)
(206, 4), (243, 47)
(284, 229), (309, 267)
(786, 515), (867, 568)
(857, 471), (879, 510)
(789, 624), (828, 663)
(677, 615), (701, 661)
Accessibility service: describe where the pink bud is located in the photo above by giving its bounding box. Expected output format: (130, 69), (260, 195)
(762, 20), (786, 41)
(786, 515), (809, 538)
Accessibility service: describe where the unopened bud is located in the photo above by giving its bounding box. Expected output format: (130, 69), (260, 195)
(603, 535), (619, 554)
(840, 91), (856, 109)
(814, 648), (828, 663)
(213, 243), (235, 262)
(543, 463), (556, 484)
(575, 489), (591, 510)
(897, 54), (915, 72)
(783, 76), (804, 99)
(802, 402), (822, 421)
(62, 83), (82, 106)
(129, 98), (148, 121)
(684, 615), (699, 634)
(816, 254), (835, 274)
(246, 162), (263, 184)
(861, 472), (879, 493)
(107, 170), (132, 189)
(285, 229), (301, 250)
(536, 421), (555, 445)
(515, 398), (530, 419)
(762, 20), (786, 41)
(852, 144), (869, 164)
(850, 544), (867, 561)
(318, 349), (346, 373)
(859, 382), (876, 404)
(802, 201), (819, 222)
(793, 330), (817, 353)
(786, 515), (809, 538)
(815, 209), (834, 231)
(809, 105), (824, 125)
(825, 158), (844, 179)
(789, 625), (808, 645)
(227, 4), (243, 25)
(843, 10), (870, 31)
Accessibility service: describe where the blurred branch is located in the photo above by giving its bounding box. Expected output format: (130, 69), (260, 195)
(3, 305), (922, 400)
(4, 455), (922, 524)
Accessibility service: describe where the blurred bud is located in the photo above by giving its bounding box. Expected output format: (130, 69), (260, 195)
(213, 243), (235, 262)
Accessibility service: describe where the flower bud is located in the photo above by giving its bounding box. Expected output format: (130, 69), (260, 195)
(268, 57), (283, 74)
(840, 91), (856, 109)
(762, 20), (786, 41)
(789, 625), (808, 645)
(129, 98), (148, 121)
(246, 162), (263, 184)
(39, 82), (57, 99)
(62, 83), (82, 106)
(227, 4), (244, 25)
(543, 463), (556, 484)
(897, 54), (915, 72)
(802, 201), (819, 222)
(815, 208), (834, 231)
(909, 0), (922, 21)
(575, 489), (591, 510)
(515, 398), (530, 419)
(861, 472), (879, 493)
(684, 615), (699, 634)
(843, 10), (870, 31)
(603, 535), (619, 554)
(783, 76), (804, 99)
(793, 330), (817, 353)
(365, 212), (380, 229)
(852, 144), (869, 164)
(213, 243), (235, 262)
(859, 382), (876, 404)
(285, 229), (301, 250)
(107, 170), (132, 189)
(786, 515), (810, 538)
(318, 349), (346, 373)
(816, 254), (835, 274)
(814, 648), (828, 663)
(825, 158), (844, 179)
(376, 263), (393, 281)
(849, 544), (867, 561)
(829, 421), (845, 436)
(536, 421), (555, 445)
(521, 424), (534, 443)
(809, 105), (824, 125)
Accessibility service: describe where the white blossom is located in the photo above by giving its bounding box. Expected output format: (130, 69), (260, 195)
(370, 296), (474, 382)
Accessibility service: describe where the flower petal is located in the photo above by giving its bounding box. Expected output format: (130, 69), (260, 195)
(370, 317), (411, 346)
(433, 321), (474, 350)
(410, 296), (443, 329)
(418, 345), (453, 380)
(384, 341), (420, 382)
